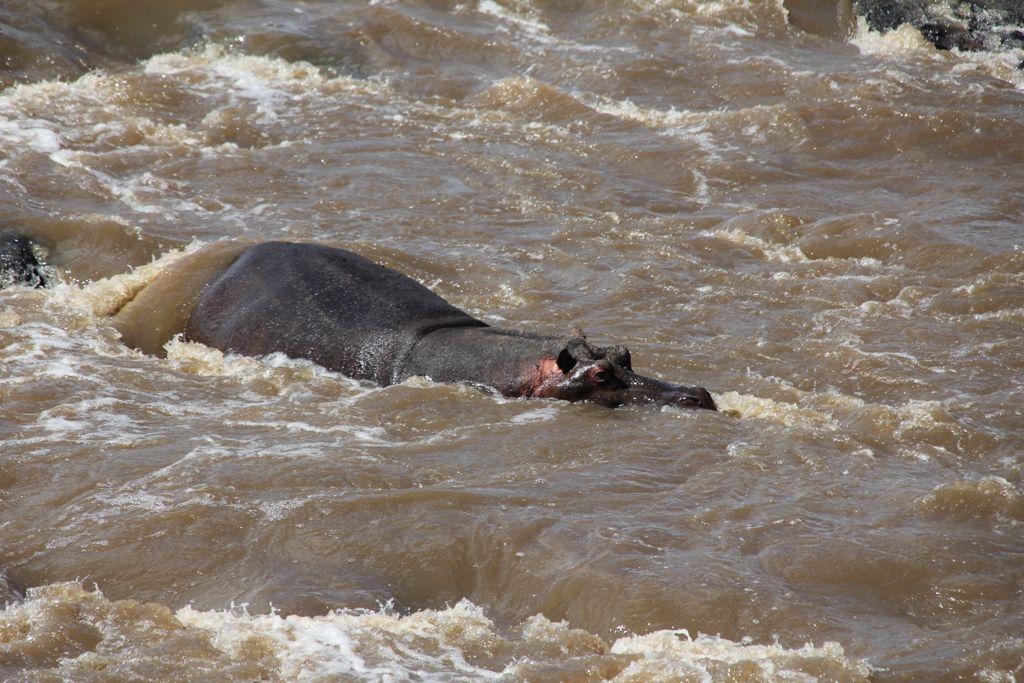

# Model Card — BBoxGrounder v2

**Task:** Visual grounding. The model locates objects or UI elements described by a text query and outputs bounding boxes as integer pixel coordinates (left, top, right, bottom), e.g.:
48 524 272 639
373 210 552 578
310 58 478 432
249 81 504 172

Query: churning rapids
1 0 1022 680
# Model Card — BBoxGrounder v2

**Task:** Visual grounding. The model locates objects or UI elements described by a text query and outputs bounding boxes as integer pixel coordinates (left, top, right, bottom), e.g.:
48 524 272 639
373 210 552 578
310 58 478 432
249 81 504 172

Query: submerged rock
854 0 1024 52
1 571 25 607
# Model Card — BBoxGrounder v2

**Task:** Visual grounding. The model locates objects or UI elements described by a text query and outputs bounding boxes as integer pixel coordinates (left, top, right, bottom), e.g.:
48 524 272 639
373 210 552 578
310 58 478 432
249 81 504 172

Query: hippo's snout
613 369 717 411
663 387 717 411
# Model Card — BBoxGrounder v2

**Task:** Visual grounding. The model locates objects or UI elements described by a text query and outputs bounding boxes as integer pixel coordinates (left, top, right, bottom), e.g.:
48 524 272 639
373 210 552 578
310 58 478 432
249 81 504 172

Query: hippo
0 235 716 410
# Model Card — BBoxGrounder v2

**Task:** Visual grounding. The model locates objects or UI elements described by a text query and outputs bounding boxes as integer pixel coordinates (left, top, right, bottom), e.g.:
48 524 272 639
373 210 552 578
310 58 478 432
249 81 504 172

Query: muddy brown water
1 0 1022 680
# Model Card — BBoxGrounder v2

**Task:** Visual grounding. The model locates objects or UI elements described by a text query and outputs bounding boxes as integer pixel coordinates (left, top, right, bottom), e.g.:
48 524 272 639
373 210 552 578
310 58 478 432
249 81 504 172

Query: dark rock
919 22 984 51
0 232 48 289
0 571 25 607
857 0 917 31
853 0 1024 52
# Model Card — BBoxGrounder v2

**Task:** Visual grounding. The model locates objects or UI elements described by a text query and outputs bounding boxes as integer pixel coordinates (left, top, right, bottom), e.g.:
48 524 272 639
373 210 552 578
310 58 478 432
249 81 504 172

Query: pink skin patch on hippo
523 356 612 401
522 356 565 398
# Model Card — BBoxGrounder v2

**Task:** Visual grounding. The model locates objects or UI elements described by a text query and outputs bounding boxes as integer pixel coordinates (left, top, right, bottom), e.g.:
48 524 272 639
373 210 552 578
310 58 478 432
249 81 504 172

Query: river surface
1 0 1023 680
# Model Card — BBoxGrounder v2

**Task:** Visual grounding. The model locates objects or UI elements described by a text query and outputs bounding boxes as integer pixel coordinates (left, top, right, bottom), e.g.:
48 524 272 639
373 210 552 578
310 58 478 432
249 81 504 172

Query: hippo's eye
593 368 608 384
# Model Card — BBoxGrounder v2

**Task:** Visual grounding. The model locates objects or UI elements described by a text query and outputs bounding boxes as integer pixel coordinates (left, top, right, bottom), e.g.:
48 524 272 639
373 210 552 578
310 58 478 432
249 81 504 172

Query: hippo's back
184 242 486 384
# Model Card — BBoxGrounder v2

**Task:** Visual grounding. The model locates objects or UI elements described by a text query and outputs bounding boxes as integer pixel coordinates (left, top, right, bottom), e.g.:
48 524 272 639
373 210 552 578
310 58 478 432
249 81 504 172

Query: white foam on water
0 582 870 681
166 336 546 447
952 270 1024 297
509 406 560 424
949 47 1024 90
0 43 394 220
38 416 87 433
1 319 98 363
474 0 632 54
850 17 1024 89
178 598 503 680
714 391 835 429
971 307 1024 321
0 119 62 154
891 398 942 429
145 44 386 117
70 242 202 317
0 73 197 160
223 418 391 444
478 0 552 36
579 94 721 154
609 629 871 681
165 338 329 383
702 227 809 262
33 396 141 440
851 17 937 58
0 306 21 327
713 370 976 460
258 498 310 521
579 93 809 170
95 490 177 513
628 0 763 21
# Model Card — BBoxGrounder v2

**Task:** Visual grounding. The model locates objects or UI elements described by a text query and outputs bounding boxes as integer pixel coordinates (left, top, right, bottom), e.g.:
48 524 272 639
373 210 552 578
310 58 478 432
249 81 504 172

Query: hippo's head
532 336 716 410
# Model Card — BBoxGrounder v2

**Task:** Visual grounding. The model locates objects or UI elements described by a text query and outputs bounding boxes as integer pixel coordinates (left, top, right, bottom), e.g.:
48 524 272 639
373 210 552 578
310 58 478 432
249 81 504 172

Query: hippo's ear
556 347 577 374
604 345 632 372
